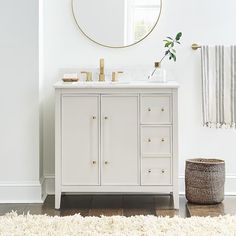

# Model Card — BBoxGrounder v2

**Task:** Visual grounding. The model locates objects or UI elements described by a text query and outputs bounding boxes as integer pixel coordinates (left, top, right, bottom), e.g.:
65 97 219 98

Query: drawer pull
104 116 108 120
92 161 96 165
92 116 96 120
104 161 109 165
148 138 151 143
148 108 151 112
148 169 152 173
161 138 165 142
161 108 165 112
161 169 165 174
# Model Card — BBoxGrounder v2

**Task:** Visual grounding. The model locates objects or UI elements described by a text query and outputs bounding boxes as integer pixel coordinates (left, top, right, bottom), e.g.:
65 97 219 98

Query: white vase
148 62 166 83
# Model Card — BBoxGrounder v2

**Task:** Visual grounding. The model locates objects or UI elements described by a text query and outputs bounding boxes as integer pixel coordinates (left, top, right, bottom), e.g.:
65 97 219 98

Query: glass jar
148 62 166 83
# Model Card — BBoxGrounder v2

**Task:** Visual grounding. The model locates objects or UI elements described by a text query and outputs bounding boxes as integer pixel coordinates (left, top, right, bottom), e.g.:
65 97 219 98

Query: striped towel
201 45 236 128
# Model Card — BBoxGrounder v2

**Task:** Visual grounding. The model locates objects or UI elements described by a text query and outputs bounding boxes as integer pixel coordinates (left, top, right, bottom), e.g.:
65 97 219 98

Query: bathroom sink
55 80 179 89
69 80 169 87
72 81 131 85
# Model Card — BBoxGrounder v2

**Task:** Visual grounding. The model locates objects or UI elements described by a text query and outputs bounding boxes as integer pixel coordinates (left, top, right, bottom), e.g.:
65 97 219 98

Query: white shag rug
0 212 236 236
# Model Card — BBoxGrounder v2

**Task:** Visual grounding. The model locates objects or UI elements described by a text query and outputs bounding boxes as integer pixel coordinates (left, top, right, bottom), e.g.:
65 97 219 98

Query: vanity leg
55 191 61 209
173 191 179 210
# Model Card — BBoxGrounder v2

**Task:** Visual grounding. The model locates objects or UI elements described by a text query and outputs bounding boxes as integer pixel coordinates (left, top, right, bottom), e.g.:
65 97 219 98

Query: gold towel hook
192 43 201 50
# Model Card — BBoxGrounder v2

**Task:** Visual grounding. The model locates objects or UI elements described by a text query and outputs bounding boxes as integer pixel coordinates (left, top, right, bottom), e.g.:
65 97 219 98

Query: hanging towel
201 45 236 128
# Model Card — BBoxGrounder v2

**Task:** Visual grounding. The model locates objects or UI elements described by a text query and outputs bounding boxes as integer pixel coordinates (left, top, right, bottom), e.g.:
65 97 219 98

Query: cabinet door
62 95 99 185
101 95 138 185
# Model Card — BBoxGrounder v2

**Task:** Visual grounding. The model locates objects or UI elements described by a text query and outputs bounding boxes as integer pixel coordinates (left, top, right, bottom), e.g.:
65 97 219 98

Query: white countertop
54 80 179 89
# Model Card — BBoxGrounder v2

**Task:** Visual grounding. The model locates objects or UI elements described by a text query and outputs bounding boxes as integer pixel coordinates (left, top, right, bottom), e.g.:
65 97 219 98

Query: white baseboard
1 174 235 203
0 180 43 203
44 175 236 196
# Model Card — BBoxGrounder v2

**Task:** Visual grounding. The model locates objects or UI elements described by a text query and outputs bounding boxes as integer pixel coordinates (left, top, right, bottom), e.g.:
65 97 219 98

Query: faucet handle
112 71 123 82
81 71 92 82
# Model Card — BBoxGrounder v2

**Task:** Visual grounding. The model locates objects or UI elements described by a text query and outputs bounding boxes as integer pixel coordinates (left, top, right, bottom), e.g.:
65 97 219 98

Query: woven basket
185 158 225 204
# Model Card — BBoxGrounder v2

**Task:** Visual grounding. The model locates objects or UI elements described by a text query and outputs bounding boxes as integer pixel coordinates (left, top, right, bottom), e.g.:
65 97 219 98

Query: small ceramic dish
62 78 79 82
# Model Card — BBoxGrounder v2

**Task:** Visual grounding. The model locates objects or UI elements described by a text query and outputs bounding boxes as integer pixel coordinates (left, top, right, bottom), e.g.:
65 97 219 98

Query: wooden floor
0 195 235 218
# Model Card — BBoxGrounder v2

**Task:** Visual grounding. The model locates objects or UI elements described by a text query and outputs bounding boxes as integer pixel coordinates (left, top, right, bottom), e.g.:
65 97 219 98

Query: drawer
141 95 172 124
141 158 172 185
141 126 172 157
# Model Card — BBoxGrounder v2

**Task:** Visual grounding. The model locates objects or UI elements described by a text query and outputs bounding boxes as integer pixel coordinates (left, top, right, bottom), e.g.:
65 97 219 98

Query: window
125 0 161 44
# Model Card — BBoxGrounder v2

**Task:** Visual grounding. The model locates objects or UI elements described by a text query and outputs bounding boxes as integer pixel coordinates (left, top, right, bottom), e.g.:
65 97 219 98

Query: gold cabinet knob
104 116 108 120
104 161 108 165
148 138 151 143
148 169 152 173
161 107 165 112
161 169 165 174
161 138 165 142
92 161 96 165
148 108 151 112
92 116 96 120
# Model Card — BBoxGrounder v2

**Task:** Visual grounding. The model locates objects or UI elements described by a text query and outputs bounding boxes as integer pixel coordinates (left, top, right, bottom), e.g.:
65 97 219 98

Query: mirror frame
71 0 162 48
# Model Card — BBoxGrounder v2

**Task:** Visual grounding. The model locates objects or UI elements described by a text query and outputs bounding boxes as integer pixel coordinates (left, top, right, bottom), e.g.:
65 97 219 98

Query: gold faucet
99 58 105 81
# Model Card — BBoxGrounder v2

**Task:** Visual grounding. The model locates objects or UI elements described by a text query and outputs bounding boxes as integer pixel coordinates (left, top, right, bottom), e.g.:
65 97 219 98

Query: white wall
43 0 236 194
0 0 42 202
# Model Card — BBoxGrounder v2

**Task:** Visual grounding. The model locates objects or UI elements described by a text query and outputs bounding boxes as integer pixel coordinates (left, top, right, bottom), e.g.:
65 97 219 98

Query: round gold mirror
72 0 162 48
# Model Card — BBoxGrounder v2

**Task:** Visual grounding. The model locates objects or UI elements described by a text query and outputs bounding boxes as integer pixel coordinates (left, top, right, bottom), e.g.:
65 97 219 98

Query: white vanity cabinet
55 82 179 210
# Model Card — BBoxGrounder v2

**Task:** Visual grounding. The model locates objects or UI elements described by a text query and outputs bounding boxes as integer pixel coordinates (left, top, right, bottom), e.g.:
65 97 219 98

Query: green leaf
171 53 177 61
166 36 173 40
171 42 174 47
171 49 176 53
175 32 182 41
176 41 181 44
165 41 172 47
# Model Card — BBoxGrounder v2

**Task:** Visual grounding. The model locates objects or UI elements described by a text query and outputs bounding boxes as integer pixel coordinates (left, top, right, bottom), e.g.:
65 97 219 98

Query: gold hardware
112 71 123 82
81 71 92 81
148 169 152 173
104 161 108 165
148 108 151 112
154 61 161 68
161 108 165 112
104 116 108 120
92 116 96 120
148 138 151 142
161 169 165 174
92 161 96 164
99 58 105 81
161 138 165 142
191 43 201 50
62 78 79 82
